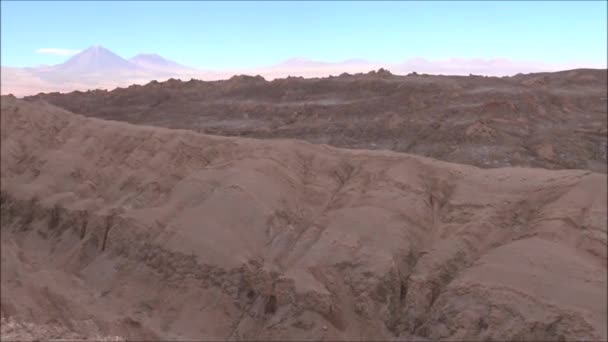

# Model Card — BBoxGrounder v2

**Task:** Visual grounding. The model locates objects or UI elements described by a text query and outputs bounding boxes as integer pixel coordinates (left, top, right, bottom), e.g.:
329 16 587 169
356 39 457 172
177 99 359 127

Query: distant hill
24 68 608 173
130 53 193 72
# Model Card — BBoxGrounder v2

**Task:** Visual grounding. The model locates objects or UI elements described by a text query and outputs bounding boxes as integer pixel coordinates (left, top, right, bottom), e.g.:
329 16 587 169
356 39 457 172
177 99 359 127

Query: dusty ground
1 96 606 341
0 315 125 342
25 68 608 173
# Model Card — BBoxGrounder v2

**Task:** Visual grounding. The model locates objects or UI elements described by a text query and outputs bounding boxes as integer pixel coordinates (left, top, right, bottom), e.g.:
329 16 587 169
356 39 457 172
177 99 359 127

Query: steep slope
1 96 606 341
26 69 608 172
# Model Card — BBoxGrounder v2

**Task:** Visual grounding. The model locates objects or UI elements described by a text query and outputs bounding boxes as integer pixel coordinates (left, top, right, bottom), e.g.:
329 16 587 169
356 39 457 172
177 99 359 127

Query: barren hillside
25 68 608 172
1 96 606 341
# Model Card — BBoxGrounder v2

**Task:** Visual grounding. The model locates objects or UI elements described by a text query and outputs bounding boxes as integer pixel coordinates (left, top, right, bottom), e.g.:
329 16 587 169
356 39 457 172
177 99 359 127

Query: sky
1 1 607 69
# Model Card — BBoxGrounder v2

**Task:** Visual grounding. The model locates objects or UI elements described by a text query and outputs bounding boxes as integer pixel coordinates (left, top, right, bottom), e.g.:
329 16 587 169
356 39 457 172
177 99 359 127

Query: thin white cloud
35 48 81 56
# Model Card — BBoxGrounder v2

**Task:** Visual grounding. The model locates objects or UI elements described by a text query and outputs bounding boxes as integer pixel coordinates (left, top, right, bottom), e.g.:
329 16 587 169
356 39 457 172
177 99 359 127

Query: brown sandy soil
0 315 125 342
24 68 608 173
1 96 606 341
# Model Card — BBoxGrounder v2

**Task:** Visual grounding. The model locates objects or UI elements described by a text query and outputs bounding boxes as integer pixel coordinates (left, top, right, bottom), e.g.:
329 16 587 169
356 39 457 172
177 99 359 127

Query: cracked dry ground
1 96 606 341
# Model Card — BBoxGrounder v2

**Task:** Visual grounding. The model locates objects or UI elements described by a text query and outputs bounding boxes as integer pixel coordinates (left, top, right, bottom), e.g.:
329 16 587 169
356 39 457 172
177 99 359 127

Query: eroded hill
24 69 608 172
1 96 606 341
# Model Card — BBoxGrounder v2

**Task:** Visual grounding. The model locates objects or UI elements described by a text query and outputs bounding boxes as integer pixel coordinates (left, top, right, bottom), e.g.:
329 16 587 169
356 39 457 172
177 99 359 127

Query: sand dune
1 96 606 340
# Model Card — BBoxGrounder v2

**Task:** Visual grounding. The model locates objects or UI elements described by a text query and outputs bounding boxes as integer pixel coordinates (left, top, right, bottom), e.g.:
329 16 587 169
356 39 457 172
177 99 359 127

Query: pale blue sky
1 1 606 69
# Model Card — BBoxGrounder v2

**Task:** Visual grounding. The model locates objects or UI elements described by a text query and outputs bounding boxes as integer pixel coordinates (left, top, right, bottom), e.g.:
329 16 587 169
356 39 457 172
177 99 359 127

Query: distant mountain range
1 46 209 96
1 45 604 97
23 45 197 80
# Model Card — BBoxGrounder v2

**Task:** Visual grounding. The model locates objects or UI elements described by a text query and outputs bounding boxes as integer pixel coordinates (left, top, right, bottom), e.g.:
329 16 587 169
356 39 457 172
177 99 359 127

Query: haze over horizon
2 1 607 70
1 1 607 96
